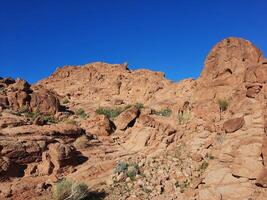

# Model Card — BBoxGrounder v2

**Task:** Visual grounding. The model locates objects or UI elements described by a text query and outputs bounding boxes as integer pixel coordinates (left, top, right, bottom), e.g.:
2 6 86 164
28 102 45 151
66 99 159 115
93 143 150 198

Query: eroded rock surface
1 37 267 200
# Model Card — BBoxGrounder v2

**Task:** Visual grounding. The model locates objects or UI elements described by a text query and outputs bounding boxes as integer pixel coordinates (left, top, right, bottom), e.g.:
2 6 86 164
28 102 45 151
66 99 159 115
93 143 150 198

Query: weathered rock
7 79 31 92
223 117 245 133
30 89 60 114
115 107 139 130
47 143 78 170
0 157 20 179
7 90 30 111
0 94 9 108
37 152 54 176
201 37 264 85
246 84 262 98
81 115 115 136
256 168 267 188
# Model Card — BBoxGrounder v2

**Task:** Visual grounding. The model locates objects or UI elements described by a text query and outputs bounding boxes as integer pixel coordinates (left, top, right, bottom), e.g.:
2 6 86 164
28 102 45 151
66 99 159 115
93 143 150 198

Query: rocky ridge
1 37 267 200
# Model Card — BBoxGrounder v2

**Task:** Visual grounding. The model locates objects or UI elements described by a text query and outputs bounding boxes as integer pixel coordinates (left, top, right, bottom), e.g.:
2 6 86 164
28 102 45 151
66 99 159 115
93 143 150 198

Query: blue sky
0 0 266 83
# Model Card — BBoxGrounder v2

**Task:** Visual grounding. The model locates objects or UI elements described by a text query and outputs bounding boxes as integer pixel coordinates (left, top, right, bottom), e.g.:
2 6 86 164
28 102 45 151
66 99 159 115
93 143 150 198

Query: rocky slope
1 37 267 200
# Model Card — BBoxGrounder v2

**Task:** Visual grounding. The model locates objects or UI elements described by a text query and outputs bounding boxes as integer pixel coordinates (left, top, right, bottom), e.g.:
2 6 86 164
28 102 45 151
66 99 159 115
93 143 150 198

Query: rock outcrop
2 37 267 200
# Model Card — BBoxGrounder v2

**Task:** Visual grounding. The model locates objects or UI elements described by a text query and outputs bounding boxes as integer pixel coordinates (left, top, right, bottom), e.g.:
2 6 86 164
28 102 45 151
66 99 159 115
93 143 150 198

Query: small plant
53 179 88 200
75 108 87 119
141 185 152 194
25 111 41 120
153 108 172 117
218 98 229 112
96 105 130 119
62 98 70 104
114 161 128 174
43 115 57 124
134 103 144 110
114 161 140 181
177 110 191 124
198 160 209 174
126 164 139 180
205 153 215 160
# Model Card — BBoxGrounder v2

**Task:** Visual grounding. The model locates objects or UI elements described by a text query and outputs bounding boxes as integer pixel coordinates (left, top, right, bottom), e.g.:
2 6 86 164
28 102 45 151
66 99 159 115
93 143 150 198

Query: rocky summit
1 37 267 200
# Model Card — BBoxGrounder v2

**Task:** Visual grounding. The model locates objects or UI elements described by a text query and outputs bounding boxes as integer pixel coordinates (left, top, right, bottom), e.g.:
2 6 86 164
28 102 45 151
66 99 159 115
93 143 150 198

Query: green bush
126 164 139 180
75 108 87 119
114 161 139 181
25 111 40 120
153 108 172 117
96 105 130 119
43 115 57 124
217 99 229 112
114 161 128 174
53 179 88 200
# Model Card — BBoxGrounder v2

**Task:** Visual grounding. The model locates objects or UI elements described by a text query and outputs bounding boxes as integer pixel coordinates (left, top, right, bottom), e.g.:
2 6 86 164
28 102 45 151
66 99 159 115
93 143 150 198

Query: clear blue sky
0 0 266 83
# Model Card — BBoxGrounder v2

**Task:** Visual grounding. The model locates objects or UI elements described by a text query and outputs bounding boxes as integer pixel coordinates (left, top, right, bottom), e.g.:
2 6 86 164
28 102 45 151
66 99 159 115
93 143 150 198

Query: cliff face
1 37 267 200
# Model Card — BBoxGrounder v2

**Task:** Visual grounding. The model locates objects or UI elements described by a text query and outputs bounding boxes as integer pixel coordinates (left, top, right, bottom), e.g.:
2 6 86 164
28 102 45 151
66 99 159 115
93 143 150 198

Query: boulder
246 84 262 98
7 91 30 111
30 89 60 114
7 79 31 92
223 117 245 133
47 143 78 170
115 107 139 130
81 115 115 136
200 37 264 85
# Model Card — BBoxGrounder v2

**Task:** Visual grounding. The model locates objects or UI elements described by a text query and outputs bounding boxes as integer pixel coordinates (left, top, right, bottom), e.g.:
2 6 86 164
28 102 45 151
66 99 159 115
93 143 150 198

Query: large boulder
7 91 30 111
115 107 140 130
7 79 31 92
30 89 60 114
223 117 245 133
47 143 78 172
200 37 264 85
81 115 115 136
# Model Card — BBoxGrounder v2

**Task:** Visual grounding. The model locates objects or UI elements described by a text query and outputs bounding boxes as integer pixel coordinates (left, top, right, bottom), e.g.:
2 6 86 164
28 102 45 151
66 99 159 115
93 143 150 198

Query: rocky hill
1 37 267 200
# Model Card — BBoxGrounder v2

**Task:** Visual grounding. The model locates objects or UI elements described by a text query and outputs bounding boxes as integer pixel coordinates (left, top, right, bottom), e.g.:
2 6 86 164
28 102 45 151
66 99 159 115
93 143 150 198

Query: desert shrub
96 105 130 119
217 98 229 112
198 160 209 174
177 110 191 124
205 153 215 160
126 164 139 180
62 98 70 104
43 115 57 124
114 161 140 181
134 103 144 110
75 108 87 119
25 111 40 120
153 108 172 117
114 161 128 174
53 179 88 200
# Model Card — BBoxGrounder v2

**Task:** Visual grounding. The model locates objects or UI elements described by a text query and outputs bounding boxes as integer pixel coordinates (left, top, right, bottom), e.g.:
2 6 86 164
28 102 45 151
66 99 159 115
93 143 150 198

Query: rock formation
1 37 267 200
